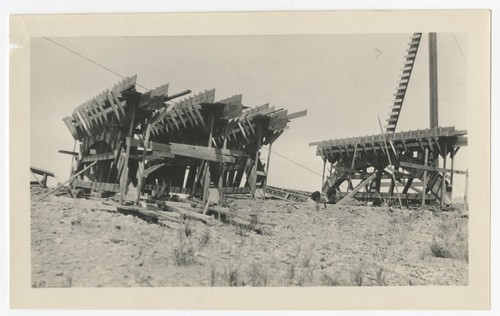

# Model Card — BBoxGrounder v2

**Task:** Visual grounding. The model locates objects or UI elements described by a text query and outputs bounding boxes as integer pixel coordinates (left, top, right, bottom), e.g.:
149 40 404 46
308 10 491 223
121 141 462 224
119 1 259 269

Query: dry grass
429 214 468 262
248 262 268 286
173 227 195 266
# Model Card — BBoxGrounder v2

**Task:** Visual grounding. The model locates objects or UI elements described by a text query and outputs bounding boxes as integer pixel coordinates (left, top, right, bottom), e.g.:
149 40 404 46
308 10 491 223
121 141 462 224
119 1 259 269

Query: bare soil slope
31 188 468 287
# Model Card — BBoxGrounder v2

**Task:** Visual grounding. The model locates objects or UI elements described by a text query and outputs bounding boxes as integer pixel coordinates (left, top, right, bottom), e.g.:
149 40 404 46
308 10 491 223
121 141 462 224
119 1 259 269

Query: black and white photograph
7 10 491 310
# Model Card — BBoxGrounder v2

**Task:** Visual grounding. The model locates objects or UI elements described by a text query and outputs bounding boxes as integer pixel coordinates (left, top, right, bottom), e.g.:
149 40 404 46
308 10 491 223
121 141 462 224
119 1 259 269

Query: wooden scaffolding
61 75 306 204
310 127 467 206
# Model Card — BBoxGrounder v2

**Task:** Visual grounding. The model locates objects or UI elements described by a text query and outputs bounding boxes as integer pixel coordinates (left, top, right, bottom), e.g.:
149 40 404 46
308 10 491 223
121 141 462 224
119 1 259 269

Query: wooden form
309 126 467 205
30 166 55 188
264 185 311 202
62 76 306 203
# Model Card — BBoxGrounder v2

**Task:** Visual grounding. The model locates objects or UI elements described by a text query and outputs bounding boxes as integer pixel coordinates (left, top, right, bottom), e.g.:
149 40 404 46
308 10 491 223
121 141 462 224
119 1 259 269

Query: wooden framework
30 166 55 188
309 127 467 205
62 75 306 204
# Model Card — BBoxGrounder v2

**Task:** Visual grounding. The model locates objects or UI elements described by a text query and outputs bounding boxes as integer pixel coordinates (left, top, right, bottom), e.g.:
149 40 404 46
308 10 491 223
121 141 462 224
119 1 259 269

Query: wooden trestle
309 126 467 206
61 75 306 204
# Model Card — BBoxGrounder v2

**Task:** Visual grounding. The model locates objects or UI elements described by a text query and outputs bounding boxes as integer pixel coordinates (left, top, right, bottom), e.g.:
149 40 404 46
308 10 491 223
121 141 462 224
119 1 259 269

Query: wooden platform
310 126 467 206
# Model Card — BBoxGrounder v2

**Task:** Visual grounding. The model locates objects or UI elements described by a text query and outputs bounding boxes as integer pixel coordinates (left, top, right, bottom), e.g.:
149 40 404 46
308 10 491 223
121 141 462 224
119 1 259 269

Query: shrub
429 215 468 262
199 228 211 247
320 271 341 286
248 262 268 286
173 232 195 266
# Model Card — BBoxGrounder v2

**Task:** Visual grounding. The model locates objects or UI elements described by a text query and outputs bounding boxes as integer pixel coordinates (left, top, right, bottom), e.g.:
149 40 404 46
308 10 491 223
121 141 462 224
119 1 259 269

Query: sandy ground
31 187 468 287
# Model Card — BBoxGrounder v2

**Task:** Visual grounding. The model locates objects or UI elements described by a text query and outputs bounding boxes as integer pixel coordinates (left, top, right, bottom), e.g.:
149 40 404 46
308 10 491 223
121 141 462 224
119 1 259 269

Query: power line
452 33 468 66
261 146 323 177
43 37 150 90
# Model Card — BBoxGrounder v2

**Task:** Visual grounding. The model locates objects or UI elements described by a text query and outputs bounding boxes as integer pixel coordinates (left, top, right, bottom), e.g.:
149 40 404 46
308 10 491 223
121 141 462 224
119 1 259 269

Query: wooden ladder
385 33 422 134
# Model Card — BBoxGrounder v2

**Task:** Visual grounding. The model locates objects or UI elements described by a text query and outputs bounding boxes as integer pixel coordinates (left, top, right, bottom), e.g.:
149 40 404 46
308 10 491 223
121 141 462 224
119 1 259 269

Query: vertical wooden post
321 158 326 193
450 147 456 186
422 148 429 206
251 124 262 199
440 143 448 208
218 124 228 205
263 142 273 198
202 113 214 205
119 103 136 204
348 144 358 191
135 115 153 205
69 139 77 177
429 32 439 129
377 116 402 208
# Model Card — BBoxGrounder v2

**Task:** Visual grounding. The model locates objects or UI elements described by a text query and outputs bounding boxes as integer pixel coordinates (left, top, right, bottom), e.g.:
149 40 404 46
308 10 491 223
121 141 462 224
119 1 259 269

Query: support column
429 32 439 129
218 124 228 205
422 148 429 206
202 113 214 205
263 142 273 198
119 103 136 204
321 157 326 193
250 124 262 199
136 115 152 205
440 143 448 208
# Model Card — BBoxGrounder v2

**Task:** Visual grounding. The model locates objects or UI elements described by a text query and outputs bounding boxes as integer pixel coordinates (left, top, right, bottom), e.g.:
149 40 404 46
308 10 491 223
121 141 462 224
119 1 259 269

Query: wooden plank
336 173 377 204
75 110 92 136
80 152 115 162
127 139 243 163
35 162 97 203
399 161 468 175
72 179 120 192
286 109 307 120
49 195 118 211
143 163 165 178
336 192 434 201
62 117 79 139
110 90 126 118
30 166 55 178
106 91 122 121
58 150 78 156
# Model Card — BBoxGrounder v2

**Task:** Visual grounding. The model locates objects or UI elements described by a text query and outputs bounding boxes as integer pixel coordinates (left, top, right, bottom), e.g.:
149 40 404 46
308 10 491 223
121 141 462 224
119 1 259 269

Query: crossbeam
399 161 468 175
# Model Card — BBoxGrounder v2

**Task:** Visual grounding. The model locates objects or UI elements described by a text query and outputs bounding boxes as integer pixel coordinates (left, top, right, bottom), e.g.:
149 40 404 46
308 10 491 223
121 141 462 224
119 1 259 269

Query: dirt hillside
31 187 468 287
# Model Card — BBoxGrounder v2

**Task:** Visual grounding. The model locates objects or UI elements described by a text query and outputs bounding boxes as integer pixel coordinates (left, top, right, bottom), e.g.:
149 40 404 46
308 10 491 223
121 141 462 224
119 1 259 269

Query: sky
30 33 468 194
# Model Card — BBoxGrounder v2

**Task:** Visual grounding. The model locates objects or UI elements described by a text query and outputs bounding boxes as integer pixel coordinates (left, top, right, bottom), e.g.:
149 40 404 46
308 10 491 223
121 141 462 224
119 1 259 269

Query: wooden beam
127 138 244 163
251 124 262 199
30 166 55 178
203 113 214 205
286 109 307 120
80 152 115 162
218 124 228 205
337 191 435 201
440 142 448 207
35 162 97 203
120 101 137 204
336 173 377 204
399 161 468 175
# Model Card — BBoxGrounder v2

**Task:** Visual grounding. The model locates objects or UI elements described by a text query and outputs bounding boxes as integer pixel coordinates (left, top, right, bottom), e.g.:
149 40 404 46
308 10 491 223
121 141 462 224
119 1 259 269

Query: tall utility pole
429 33 439 129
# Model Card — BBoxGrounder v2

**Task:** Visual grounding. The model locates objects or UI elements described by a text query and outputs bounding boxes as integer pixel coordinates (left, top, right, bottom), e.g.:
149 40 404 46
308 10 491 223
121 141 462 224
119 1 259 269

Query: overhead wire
452 33 468 66
261 146 323 177
43 37 150 90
